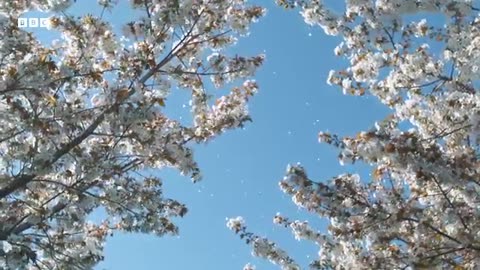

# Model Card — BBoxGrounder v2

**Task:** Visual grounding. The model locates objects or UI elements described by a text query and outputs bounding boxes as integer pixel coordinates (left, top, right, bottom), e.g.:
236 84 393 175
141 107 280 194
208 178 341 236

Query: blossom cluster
226 217 301 270
231 0 480 269
0 0 264 268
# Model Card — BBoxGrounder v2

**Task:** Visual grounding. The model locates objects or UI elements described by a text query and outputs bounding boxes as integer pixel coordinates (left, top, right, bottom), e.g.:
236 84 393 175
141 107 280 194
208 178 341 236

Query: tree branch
0 9 206 200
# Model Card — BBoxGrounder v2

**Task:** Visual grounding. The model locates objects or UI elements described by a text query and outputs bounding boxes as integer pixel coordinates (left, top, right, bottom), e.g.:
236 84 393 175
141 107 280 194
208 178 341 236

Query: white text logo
18 17 49 28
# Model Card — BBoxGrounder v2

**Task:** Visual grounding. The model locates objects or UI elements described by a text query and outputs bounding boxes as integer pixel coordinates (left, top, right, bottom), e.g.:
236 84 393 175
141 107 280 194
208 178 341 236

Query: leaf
387 245 398 252
49 17 61 28
100 61 111 69
7 67 17 77
46 61 58 72
372 168 383 180
83 14 95 25
147 59 156 68
45 94 57 106
90 72 103 82
155 98 165 107
115 88 130 102
39 54 48 64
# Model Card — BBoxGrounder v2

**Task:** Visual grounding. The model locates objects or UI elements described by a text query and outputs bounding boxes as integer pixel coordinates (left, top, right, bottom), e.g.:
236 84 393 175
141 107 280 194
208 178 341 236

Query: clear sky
24 1 390 269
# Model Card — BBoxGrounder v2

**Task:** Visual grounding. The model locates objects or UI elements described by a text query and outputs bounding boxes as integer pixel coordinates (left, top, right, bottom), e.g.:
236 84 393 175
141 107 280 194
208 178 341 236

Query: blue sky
23 1 391 269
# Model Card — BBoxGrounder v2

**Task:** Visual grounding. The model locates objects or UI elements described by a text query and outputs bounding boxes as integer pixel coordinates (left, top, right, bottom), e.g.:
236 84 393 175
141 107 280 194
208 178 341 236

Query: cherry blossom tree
229 0 480 269
0 0 264 268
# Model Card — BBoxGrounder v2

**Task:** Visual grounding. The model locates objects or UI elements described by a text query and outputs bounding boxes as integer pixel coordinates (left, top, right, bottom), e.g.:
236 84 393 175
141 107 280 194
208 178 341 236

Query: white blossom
232 0 480 269
0 0 265 268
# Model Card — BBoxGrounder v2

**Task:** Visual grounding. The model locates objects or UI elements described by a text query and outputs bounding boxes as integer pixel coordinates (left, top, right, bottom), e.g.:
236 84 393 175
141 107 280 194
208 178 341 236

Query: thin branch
402 217 469 248
0 129 26 144
383 27 396 48
430 174 468 229
159 68 243 76
420 124 472 142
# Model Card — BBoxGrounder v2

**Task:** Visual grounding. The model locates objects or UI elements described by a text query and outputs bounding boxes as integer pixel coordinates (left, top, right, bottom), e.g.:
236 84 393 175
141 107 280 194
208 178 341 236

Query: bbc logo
18 18 49 28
